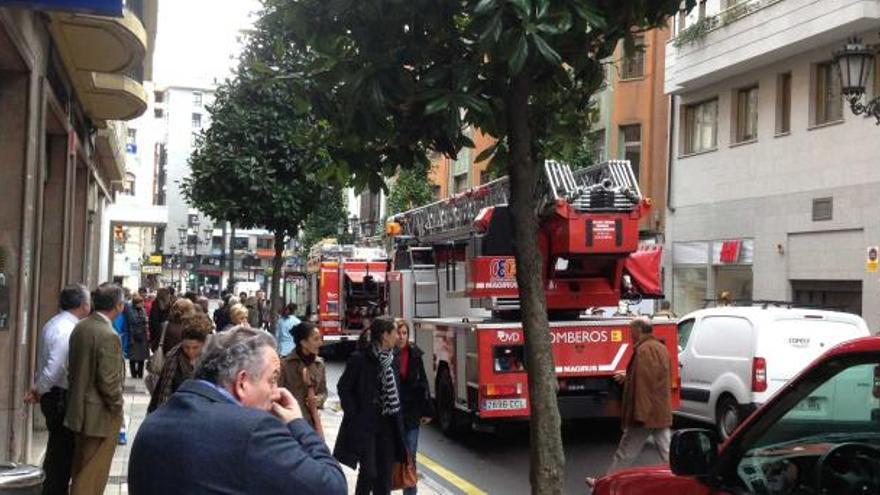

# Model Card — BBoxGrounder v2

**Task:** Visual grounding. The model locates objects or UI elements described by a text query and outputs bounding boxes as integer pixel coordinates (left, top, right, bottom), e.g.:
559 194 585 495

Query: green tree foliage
386 164 436 216
299 187 350 256
181 10 334 320
267 1 694 492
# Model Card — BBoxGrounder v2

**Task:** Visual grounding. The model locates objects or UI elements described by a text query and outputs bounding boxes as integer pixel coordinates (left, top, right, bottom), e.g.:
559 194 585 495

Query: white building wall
665 2 880 328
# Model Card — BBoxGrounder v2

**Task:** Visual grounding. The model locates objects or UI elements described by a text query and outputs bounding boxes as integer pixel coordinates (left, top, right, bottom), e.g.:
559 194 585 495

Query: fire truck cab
386 161 680 434
306 240 389 350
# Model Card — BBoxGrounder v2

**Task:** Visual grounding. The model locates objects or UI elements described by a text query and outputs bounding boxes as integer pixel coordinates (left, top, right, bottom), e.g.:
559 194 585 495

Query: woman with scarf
146 312 212 413
334 317 405 495
279 322 326 431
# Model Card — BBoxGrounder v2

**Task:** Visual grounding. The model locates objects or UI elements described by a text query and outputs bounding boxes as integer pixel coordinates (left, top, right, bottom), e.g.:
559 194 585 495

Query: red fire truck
305 240 389 349
385 160 679 434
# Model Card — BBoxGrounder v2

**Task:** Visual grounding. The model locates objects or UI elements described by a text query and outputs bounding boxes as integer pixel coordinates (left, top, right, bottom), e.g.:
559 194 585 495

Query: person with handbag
147 312 212 413
280 322 326 434
334 317 408 495
395 319 433 495
128 294 150 379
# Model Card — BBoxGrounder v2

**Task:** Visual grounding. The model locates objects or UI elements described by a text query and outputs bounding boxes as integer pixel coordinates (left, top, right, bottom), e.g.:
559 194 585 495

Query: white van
676 306 870 438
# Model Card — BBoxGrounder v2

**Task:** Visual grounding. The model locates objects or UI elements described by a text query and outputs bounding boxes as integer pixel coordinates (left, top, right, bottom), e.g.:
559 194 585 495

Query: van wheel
716 395 741 440
435 366 458 437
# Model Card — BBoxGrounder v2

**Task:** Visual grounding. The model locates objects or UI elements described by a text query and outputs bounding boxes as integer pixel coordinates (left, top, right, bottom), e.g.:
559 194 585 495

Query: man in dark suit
128 326 346 495
65 282 126 495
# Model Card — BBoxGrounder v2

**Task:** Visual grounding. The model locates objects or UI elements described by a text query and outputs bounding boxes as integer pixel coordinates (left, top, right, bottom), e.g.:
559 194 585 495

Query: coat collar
178 379 239 405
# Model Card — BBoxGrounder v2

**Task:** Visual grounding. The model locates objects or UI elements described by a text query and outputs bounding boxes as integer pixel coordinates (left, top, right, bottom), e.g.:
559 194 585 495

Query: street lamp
834 36 880 125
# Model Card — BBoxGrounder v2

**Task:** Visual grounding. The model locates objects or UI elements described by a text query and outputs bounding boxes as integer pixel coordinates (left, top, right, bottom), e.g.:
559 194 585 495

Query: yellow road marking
417 452 488 495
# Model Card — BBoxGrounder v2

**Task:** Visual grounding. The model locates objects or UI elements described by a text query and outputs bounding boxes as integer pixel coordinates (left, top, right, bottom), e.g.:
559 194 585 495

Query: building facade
664 0 880 327
0 0 155 462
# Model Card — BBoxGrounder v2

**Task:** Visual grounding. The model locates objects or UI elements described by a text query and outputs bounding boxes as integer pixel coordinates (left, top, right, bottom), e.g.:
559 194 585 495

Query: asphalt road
324 358 667 495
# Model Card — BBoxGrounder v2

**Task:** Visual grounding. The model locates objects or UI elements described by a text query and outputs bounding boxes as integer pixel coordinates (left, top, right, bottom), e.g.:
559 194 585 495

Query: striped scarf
373 345 401 416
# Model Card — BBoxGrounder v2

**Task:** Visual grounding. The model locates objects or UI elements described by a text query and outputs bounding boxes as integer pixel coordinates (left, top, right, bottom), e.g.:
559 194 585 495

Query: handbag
145 322 168 394
391 453 418 490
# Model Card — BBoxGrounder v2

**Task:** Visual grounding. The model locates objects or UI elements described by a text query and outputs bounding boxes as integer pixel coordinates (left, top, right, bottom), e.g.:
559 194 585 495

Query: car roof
679 306 868 328
822 335 880 358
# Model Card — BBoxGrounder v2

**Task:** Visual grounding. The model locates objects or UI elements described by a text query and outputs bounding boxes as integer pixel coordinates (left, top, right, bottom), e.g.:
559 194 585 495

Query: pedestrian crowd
26 279 675 495
26 282 437 495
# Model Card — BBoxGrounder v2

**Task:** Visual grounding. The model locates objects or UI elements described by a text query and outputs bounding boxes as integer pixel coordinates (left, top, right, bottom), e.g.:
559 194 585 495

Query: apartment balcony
47 2 153 123
666 0 880 94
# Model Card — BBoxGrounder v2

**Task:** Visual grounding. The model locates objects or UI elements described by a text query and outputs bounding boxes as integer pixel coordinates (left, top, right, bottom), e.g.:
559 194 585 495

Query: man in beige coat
65 282 126 495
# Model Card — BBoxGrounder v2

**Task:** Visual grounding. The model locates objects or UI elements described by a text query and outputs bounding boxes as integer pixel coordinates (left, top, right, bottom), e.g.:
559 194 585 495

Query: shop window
672 266 707 316
714 265 754 303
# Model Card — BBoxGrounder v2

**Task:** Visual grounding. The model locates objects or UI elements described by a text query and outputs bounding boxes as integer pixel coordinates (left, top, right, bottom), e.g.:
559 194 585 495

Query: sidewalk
92 378 447 494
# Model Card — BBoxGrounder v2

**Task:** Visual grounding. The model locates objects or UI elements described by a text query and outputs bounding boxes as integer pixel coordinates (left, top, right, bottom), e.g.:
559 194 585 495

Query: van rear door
755 317 869 402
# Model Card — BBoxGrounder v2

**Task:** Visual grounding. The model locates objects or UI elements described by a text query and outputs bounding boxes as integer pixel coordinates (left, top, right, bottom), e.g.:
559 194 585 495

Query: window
677 319 695 351
126 128 137 143
776 73 792 135
734 85 758 143
619 125 641 181
192 113 202 129
154 90 164 103
682 99 718 155
742 359 880 455
453 173 468 194
673 267 707 317
678 9 687 35
620 34 645 80
590 128 606 162
698 0 707 19
256 238 273 250
233 237 249 251
813 62 843 125
431 184 441 200
193 91 203 107
122 172 136 196
154 108 164 119
692 316 753 358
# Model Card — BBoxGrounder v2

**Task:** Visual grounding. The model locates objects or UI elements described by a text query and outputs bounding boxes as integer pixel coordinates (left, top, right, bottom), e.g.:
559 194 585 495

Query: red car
593 336 880 495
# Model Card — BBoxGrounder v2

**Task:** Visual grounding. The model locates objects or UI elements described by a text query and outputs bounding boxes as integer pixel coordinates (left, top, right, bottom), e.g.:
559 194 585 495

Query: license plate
482 398 527 411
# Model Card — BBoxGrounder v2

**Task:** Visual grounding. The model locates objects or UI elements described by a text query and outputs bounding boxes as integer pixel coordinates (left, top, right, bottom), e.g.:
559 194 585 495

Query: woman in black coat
394 319 433 495
334 317 406 495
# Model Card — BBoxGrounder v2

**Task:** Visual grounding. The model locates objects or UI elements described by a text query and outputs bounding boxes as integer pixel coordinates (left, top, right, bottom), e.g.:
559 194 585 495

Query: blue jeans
403 426 420 495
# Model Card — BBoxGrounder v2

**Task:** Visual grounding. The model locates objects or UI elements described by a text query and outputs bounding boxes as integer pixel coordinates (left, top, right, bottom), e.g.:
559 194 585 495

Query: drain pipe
666 94 676 214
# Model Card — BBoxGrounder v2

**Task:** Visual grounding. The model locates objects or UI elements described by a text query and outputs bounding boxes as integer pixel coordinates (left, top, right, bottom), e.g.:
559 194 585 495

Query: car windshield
735 357 880 494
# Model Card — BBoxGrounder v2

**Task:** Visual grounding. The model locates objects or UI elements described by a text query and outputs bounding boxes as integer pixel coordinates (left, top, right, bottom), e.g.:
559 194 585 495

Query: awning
624 245 663 297
345 271 386 284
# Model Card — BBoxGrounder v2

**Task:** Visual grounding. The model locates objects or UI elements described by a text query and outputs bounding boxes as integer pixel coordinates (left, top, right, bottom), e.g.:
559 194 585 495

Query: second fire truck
384 160 679 434
306 240 389 350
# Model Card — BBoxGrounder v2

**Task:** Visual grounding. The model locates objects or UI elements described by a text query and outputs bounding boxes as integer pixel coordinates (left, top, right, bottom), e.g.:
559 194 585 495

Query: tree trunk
220 221 227 291
228 223 236 291
270 230 286 329
506 73 565 494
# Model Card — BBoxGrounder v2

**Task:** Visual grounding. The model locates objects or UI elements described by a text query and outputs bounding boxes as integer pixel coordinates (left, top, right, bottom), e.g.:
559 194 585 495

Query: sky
152 0 262 89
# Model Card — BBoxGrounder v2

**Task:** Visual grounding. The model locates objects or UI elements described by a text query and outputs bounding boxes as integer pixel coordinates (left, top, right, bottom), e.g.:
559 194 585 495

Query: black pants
355 415 397 495
40 388 75 495
130 360 145 378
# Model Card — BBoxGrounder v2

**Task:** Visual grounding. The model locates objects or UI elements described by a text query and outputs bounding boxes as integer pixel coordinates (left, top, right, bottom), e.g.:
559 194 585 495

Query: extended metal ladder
389 160 642 243
409 247 440 318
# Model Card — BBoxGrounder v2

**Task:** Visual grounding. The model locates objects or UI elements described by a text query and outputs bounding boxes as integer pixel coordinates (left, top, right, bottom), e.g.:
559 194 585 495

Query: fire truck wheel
435 366 459 437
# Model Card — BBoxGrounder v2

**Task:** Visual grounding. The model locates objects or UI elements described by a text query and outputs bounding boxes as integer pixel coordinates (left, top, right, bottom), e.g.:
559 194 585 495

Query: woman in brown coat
147 312 212 413
279 322 327 430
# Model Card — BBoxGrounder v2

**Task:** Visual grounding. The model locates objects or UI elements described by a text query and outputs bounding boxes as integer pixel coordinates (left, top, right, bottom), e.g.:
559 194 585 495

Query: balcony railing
673 0 785 49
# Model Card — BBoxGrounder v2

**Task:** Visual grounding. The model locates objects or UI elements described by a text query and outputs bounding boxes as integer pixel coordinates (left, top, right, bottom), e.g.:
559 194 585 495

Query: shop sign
867 246 878 273
719 240 742 263
148 254 163 264
4 0 123 16
142 265 162 274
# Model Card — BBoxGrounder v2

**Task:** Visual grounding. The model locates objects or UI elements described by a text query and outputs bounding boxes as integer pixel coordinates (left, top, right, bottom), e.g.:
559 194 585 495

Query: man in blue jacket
128 326 346 495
